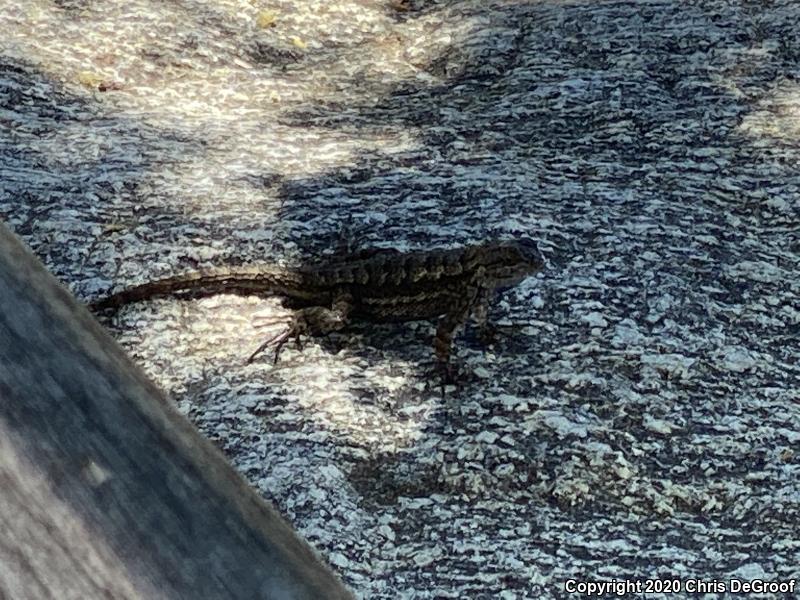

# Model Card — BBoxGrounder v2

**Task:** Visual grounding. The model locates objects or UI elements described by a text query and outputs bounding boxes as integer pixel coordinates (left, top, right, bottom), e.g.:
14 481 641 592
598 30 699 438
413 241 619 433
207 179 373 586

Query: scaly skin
91 240 544 371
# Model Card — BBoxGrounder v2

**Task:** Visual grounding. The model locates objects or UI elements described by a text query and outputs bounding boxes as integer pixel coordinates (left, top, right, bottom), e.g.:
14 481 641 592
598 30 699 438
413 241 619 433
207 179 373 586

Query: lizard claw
430 361 461 397
477 324 498 345
246 327 296 364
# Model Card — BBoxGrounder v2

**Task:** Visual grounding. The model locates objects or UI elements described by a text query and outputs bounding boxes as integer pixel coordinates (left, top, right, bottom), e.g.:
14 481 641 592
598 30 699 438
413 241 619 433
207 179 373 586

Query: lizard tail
89 267 299 311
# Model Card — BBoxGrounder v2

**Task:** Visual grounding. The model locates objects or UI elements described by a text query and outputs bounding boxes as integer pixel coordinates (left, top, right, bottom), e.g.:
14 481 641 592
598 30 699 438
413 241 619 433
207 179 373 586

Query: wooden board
0 223 353 600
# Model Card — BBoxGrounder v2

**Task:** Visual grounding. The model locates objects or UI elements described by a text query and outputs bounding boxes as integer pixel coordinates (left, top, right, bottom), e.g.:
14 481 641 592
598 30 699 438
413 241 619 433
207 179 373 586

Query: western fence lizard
91 239 544 377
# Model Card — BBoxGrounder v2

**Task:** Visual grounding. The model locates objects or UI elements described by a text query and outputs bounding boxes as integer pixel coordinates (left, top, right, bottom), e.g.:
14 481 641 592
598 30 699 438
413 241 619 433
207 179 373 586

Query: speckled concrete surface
1 0 799 598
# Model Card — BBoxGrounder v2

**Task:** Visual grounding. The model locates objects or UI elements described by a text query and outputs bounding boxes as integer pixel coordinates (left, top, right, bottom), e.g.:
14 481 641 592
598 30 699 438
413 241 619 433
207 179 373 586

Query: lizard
90 239 544 379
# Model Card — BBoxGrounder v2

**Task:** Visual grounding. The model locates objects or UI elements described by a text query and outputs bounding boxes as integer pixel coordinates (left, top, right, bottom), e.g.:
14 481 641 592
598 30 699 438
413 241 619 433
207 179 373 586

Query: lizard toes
246 328 294 364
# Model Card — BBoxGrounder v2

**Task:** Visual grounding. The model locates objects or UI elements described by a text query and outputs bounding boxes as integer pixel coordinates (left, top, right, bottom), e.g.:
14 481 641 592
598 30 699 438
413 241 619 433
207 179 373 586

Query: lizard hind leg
246 298 352 365
246 329 294 364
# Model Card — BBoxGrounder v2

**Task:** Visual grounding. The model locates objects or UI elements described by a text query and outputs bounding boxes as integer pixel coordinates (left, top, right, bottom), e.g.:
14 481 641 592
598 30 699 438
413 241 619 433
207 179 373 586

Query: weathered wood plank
0 223 354 600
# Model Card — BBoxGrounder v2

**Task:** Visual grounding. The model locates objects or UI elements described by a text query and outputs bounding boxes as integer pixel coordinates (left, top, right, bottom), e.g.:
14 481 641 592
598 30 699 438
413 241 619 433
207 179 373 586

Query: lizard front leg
247 293 353 364
471 286 497 344
433 288 480 382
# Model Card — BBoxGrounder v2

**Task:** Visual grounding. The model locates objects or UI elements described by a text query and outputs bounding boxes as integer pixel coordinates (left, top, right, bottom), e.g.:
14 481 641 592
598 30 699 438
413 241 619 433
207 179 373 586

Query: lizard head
475 237 544 286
